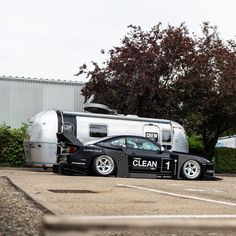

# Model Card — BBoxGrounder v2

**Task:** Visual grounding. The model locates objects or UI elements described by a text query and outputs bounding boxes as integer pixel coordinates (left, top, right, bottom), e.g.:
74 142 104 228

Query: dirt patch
47 189 98 193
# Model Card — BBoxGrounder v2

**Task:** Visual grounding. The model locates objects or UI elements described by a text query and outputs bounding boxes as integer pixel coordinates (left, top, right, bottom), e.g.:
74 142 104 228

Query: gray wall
0 76 85 128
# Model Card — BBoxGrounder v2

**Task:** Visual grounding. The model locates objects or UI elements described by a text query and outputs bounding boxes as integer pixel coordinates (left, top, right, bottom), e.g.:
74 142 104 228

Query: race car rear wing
56 131 84 146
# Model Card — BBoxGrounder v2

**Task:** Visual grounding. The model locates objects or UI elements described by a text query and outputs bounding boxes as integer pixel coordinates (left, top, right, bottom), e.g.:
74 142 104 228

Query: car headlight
201 158 212 164
205 159 212 164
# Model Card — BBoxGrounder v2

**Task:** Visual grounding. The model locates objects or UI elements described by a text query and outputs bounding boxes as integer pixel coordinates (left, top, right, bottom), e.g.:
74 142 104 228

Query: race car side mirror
160 146 165 153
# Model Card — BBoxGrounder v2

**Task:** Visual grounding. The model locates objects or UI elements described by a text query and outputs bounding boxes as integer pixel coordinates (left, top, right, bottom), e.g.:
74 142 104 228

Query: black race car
53 131 214 180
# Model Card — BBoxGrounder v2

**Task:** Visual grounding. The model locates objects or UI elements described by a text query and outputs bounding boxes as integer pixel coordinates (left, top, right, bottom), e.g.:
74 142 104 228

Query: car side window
126 137 160 152
110 138 126 148
98 137 126 148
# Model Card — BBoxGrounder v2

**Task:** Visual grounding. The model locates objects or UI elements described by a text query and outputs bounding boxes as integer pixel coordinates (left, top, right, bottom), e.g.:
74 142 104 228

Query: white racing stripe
117 184 236 207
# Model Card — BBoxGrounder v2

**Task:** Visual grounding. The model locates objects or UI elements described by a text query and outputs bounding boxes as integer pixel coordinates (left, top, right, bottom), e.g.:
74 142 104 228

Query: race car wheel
93 155 115 176
181 160 202 180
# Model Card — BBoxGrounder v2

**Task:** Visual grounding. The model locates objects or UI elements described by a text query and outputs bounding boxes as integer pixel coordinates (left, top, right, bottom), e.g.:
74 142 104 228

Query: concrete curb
42 215 236 235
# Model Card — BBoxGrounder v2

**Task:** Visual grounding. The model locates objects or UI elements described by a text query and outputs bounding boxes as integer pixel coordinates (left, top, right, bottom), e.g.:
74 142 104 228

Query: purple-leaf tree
77 23 236 159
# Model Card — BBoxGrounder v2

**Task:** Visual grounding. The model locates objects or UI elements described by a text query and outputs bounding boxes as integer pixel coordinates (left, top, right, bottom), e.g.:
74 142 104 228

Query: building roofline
0 75 85 86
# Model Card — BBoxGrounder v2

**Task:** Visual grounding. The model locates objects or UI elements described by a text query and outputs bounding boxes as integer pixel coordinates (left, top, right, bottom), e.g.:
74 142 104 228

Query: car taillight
61 146 78 154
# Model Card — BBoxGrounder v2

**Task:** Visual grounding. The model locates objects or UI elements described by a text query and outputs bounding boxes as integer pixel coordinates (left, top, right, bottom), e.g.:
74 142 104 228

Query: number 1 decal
165 161 170 170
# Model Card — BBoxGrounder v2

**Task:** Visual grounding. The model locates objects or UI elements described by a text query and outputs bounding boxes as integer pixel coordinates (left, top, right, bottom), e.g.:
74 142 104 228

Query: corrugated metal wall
0 76 85 128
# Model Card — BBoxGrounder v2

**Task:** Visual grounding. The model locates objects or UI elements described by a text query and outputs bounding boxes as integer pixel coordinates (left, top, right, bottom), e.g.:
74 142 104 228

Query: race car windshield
96 137 126 148
110 138 126 147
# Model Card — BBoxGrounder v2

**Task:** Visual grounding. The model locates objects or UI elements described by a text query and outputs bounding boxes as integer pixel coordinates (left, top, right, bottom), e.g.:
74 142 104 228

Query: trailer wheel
181 160 202 180
93 155 115 176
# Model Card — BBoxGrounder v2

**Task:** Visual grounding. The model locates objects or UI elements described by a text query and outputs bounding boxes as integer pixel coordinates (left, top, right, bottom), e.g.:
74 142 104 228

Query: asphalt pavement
0 168 236 216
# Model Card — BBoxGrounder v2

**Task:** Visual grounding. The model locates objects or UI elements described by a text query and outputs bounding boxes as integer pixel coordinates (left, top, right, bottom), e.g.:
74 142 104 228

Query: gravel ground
0 177 49 236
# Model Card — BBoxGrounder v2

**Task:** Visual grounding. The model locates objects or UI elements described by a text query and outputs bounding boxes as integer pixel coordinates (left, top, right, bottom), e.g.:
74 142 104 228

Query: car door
126 137 172 174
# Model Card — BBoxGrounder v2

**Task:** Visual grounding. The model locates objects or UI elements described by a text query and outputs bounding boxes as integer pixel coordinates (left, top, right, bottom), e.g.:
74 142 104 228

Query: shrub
188 134 204 155
0 123 28 166
214 148 236 174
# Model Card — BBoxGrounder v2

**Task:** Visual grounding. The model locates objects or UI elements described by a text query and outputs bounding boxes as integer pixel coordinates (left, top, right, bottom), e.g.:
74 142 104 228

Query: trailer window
162 130 171 142
90 124 107 138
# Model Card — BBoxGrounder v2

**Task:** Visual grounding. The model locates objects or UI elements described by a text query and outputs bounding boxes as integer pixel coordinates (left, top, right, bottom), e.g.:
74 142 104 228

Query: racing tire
58 164 64 175
93 155 115 176
181 160 202 180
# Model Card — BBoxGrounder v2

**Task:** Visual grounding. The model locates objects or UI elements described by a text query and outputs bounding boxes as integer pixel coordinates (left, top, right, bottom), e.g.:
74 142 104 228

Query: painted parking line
169 183 183 186
184 188 205 192
184 188 223 193
117 184 236 207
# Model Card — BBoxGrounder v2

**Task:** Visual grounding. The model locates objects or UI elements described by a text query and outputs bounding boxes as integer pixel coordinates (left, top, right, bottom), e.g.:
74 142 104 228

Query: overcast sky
0 0 235 82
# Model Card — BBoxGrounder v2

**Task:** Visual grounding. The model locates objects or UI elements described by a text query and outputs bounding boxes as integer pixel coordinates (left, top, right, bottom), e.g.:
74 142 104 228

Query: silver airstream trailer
24 104 189 168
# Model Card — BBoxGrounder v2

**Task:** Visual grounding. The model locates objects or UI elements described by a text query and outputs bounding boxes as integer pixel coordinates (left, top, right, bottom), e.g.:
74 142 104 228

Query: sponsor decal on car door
129 150 172 173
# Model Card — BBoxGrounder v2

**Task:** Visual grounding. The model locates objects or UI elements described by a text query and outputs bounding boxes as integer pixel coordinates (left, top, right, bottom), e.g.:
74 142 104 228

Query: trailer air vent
84 103 117 115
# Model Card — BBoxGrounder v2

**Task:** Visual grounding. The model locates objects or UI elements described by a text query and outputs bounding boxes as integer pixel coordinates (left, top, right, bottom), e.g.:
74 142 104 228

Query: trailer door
143 124 160 143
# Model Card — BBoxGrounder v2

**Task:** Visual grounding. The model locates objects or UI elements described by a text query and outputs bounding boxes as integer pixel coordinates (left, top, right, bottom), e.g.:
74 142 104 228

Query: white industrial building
0 76 85 128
